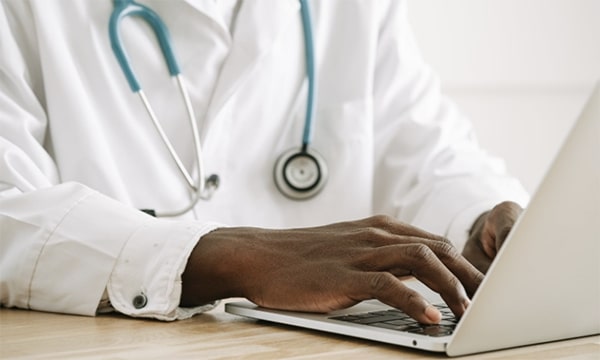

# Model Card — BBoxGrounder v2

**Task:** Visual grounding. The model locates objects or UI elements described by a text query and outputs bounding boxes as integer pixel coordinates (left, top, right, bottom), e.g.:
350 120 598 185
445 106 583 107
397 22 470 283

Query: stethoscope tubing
110 0 212 216
109 0 180 92
298 0 316 151
109 0 323 214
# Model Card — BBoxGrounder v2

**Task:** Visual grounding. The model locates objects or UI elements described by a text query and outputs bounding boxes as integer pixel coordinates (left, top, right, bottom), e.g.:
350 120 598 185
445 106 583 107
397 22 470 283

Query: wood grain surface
1 300 599 359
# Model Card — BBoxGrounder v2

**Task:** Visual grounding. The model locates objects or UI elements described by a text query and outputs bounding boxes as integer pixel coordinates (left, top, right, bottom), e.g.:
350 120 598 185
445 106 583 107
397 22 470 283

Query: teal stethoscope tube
109 0 180 92
109 0 317 146
299 0 316 150
109 0 324 206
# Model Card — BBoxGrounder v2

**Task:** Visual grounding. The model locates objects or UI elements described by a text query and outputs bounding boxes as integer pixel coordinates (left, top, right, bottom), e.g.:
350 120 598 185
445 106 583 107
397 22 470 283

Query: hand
181 216 484 324
462 201 524 273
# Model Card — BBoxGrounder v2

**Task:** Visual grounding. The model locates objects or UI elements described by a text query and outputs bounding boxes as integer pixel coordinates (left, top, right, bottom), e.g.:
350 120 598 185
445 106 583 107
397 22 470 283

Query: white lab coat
0 0 528 320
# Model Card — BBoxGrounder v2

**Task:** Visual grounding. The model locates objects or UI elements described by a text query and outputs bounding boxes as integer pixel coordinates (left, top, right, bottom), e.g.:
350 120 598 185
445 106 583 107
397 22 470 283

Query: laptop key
335 314 403 325
369 322 413 331
384 319 416 326
329 303 456 337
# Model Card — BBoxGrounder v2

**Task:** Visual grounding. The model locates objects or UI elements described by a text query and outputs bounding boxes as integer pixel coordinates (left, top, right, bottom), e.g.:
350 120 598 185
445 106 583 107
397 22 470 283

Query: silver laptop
225 83 600 356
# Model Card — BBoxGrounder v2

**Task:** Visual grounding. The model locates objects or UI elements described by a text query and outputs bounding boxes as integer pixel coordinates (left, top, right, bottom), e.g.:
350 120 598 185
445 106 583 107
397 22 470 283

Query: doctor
0 0 528 324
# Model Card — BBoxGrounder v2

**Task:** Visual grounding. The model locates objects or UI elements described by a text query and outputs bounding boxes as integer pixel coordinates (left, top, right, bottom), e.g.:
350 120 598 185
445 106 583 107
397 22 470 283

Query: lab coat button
132 294 148 309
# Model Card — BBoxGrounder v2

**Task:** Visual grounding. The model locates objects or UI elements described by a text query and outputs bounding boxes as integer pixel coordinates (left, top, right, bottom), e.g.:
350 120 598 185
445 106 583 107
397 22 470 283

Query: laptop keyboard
329 303 457 337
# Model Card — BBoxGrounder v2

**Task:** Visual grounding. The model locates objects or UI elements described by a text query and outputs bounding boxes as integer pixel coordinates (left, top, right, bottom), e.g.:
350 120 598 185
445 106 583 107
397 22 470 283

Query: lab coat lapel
182 0 225 28
203 0 300 129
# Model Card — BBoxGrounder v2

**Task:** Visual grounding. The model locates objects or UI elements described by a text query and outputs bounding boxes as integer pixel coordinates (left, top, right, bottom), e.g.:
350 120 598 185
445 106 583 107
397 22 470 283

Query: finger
424 240 485 298
342 218 452 253
461 236 493 274
354 243 475 317
494 225 512 251
357 239 484 298
395 244 471 318
488 202 523 251
359 215 448 242
480 226 497 259
352 271 443 324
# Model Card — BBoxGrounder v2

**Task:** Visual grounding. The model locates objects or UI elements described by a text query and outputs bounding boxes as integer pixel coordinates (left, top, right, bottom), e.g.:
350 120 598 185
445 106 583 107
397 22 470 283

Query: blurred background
407 0 600 194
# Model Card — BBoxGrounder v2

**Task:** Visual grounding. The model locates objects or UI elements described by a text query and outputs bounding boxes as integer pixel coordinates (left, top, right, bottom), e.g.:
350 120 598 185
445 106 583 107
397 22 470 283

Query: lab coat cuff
106 217 222 321
23 184 150 316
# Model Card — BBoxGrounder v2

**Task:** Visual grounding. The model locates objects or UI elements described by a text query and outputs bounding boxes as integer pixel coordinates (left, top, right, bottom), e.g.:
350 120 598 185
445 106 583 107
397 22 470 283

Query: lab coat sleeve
0 2 218 320
0 183 220 320
371 1 529 250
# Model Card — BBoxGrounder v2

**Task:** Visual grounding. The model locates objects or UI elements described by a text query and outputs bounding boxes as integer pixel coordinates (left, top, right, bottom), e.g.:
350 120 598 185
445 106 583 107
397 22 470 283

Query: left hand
462 201 523 273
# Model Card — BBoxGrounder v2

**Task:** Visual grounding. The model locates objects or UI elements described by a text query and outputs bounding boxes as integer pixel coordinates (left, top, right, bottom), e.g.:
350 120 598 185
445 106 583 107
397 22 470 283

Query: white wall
407 0 600 193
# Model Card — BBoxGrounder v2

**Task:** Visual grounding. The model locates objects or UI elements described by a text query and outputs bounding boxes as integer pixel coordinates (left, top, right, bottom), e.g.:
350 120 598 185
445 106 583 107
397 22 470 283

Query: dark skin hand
181 215 484 324
462 201 524 273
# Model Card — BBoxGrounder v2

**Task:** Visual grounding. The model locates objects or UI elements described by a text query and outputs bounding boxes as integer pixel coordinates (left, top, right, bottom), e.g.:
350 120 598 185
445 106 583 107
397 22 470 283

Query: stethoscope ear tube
298 0 317 148
110 0 218 217
109 0 180 92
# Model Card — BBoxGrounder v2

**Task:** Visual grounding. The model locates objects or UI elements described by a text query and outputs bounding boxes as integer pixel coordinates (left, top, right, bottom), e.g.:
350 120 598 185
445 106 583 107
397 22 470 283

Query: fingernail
425 305 441 323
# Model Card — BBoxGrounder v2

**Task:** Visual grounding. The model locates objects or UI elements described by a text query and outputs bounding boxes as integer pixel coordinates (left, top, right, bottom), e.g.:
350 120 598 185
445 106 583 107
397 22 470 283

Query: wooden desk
1 300 599 359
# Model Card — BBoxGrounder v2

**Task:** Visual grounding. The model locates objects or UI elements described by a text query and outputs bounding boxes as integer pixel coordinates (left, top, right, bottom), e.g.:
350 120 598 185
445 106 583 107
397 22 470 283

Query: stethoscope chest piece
274 147 328 200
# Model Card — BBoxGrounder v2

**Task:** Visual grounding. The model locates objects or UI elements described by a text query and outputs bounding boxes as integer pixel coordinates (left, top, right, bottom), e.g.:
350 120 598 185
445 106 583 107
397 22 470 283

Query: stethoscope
109 0 327 217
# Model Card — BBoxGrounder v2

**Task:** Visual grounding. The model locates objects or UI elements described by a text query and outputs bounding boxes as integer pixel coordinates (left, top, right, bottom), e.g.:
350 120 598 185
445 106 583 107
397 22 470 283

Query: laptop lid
225 83 600 356
446 82 600 356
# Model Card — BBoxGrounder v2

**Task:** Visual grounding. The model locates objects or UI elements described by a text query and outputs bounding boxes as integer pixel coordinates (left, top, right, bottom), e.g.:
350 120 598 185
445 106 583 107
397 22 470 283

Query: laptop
225 83 600 356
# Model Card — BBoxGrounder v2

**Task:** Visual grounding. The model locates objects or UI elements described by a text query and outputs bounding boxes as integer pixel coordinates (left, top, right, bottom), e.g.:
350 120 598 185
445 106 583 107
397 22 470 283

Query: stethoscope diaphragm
274 147 328 200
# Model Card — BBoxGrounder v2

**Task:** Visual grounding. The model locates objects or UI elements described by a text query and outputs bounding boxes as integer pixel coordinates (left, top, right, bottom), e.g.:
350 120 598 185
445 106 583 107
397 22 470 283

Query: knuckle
408 243 434 260
492 201 507 211
356 227 387 246
432 240 459 258
439 236 453 245
368 214 394 228
446 275 462 290
398 289 419 307
493 201 512 214
493 201 522 219
369 272 395 294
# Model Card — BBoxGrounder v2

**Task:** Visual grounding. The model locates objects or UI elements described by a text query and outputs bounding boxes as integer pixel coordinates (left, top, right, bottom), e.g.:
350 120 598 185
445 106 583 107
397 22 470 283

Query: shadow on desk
1 300 599 359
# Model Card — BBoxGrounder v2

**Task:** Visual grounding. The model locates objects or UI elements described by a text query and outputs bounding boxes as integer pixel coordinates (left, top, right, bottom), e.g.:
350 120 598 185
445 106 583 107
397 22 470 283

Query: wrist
180 228 245 307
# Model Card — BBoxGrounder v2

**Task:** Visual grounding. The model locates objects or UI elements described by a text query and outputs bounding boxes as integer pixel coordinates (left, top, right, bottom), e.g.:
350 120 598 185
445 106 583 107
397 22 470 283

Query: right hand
181 215 484 324
462 201 523 273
